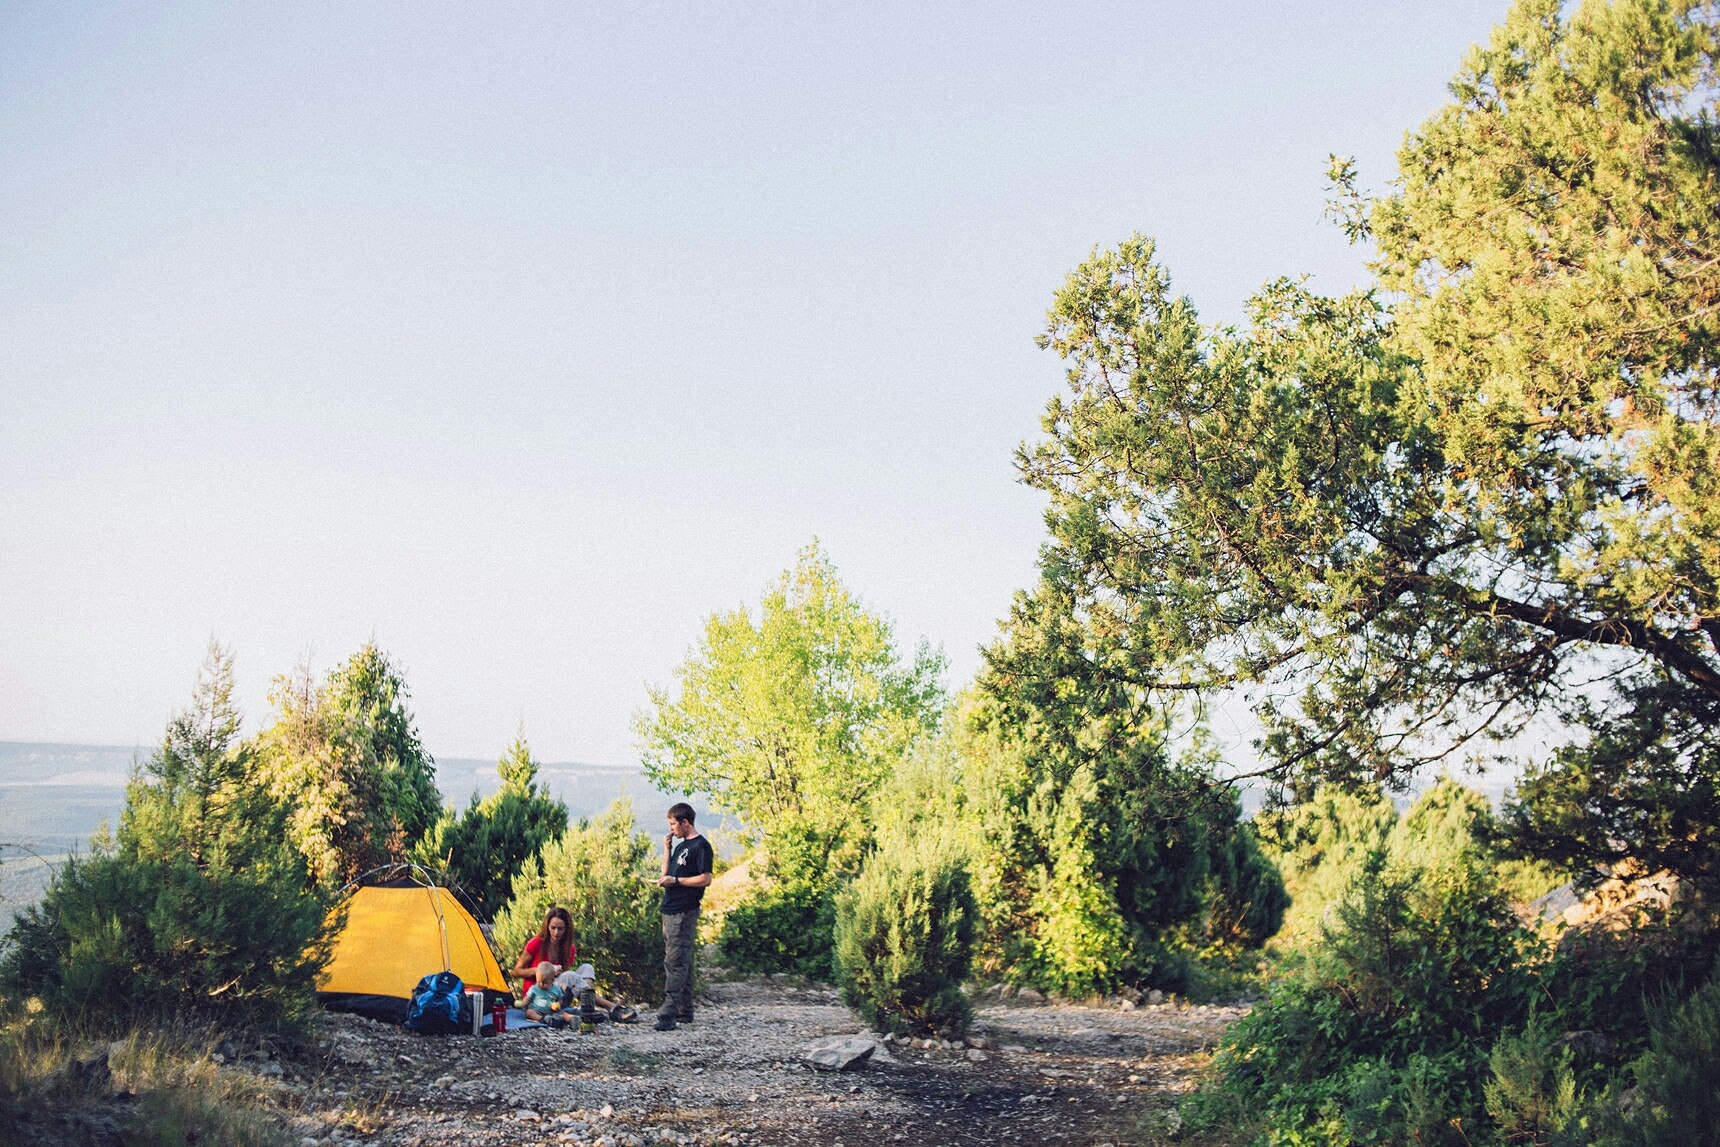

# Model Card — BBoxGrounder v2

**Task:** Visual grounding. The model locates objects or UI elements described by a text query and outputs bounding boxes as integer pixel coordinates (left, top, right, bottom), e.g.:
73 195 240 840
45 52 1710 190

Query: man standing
655 802 713 1031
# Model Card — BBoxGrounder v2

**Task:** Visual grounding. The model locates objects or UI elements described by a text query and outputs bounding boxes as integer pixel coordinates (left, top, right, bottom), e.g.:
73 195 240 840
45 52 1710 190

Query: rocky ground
267 977 1244 1147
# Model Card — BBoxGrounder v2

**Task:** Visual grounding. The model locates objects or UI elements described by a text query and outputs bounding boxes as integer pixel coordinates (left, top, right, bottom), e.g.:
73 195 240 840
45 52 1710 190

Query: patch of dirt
271 978 1243 1146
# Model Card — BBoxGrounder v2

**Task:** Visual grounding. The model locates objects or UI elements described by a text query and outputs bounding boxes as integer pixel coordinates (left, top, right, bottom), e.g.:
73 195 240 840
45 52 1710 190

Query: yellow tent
318 871 511 1023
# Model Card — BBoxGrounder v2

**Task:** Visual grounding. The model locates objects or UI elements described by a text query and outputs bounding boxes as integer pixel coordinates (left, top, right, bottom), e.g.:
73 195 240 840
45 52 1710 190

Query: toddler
521 962 571 1026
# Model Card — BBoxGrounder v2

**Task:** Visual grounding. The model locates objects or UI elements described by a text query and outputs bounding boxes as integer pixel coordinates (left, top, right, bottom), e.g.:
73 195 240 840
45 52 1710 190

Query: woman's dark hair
533 906 575 967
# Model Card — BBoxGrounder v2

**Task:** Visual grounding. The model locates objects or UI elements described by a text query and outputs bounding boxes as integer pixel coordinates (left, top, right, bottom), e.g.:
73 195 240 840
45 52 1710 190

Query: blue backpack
404 970 467 1034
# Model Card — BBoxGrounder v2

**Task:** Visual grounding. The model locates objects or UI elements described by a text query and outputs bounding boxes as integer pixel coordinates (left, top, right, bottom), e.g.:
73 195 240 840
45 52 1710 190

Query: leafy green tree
413 731 569 920
0 644 329 1033
254 643 441 887
636 542 945 972
494 799 662 1000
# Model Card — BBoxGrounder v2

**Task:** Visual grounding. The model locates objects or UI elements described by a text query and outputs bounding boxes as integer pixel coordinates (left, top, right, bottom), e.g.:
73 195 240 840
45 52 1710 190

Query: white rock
805 1035 877 1072
600 1103 615 1118
966 1048 987 1062
516 1109 542 1121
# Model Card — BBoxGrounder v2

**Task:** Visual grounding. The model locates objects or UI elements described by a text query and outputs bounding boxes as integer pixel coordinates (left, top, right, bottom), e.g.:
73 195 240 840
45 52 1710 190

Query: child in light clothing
521 962 571 1025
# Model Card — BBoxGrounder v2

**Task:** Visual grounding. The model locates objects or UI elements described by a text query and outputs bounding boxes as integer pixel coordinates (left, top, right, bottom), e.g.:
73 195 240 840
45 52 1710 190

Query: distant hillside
433 756 689 821
0 741 731 927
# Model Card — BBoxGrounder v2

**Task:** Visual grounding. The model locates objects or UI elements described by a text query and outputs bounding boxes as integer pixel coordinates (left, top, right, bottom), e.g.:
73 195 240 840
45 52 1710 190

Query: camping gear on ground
317 865 512 1026
466 989 485 1035
405 970 468 1034
610 1005 638 1024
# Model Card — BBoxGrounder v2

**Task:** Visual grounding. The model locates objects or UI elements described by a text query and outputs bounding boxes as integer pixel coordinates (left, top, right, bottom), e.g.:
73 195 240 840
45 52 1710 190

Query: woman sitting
510 905 637 1023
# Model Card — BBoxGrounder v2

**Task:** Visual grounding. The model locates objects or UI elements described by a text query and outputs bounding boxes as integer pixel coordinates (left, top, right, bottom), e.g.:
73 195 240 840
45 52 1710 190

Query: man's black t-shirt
663 834 714 915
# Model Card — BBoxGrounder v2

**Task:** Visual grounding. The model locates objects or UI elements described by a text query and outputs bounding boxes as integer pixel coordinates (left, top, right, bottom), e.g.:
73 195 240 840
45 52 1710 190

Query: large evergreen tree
1010 0 1719 886
976 591 1287 992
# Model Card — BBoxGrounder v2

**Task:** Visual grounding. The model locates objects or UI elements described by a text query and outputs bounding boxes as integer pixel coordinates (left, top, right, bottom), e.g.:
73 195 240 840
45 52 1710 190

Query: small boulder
805 1036 877 1072
57 1049 112 1094
1016 987 1045 1003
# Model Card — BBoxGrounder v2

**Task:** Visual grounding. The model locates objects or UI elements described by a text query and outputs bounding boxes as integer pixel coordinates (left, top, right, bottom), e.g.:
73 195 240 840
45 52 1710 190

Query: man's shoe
676 1013 694 1024
653 1014 678 1032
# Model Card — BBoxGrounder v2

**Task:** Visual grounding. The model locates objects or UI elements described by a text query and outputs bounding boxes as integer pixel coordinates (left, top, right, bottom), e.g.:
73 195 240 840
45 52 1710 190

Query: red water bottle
491 1000 507 1033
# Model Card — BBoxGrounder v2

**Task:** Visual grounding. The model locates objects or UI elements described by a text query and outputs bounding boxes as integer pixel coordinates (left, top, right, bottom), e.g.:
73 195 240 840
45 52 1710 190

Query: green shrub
718 882 836 979
878 698 1285 999
1483 1017 1590 1147
0 851 328 1037
1184 851 1542 1144
0 646 330 1036
1610 966 1720 1145
834 829 977 1036
1478 961 1720 1147
495 799 663 1001
716 823 858 979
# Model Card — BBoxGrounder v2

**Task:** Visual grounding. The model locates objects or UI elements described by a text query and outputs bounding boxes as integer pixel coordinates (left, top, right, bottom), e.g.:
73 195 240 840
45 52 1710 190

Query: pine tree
254 644 442 887
413 730 568 919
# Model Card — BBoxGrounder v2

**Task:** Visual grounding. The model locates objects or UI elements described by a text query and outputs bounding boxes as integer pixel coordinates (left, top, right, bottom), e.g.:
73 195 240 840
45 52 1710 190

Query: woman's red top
518 934 577 992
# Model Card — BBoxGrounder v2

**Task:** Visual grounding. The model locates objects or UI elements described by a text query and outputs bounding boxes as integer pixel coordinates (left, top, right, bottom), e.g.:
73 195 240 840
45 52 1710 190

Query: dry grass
0 1017 291 1147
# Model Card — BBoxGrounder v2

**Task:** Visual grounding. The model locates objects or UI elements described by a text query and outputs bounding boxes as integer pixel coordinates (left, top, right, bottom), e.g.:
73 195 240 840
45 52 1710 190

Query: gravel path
276 978 1243 1147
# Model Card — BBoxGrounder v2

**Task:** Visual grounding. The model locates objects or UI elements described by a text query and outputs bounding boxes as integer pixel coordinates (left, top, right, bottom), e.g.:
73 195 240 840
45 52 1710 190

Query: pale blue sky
2 1 1508 765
